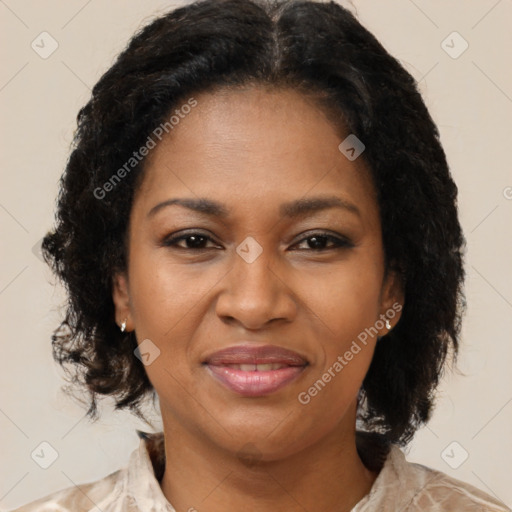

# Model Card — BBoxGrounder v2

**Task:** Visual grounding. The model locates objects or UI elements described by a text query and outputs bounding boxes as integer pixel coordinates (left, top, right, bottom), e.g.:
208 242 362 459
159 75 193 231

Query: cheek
126 251 227 393
292 257 382 402
289 255 383 338
127 251 224 340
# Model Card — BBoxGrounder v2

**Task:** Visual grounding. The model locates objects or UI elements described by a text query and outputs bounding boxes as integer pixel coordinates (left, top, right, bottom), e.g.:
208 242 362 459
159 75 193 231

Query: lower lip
205 365 306 397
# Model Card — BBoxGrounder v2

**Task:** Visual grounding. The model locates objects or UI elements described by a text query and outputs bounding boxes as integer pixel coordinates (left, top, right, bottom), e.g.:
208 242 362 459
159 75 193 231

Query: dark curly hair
42 0 465 445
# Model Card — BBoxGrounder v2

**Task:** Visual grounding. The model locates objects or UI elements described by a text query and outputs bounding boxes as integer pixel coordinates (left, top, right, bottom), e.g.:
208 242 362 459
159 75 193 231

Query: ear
377 266 404 338
112 272 134 332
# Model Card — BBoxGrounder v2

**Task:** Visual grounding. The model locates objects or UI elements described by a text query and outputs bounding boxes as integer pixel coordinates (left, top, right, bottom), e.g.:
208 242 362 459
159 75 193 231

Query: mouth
202 345 308 397
218 363 296 371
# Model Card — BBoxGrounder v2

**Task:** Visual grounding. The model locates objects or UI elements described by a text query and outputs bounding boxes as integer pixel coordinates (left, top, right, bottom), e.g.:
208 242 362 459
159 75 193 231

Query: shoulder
9 430 168 512
8 470 127 512
373 445 510 511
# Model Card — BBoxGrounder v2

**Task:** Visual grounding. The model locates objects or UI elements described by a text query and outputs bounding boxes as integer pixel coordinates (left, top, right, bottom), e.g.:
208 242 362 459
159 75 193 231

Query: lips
203 345 308 397
222 363 290 371
204 345 308 366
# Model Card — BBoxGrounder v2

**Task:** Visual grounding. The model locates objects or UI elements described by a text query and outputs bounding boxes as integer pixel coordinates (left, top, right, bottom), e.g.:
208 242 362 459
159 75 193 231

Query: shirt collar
128 429 404 511
127 430 174 511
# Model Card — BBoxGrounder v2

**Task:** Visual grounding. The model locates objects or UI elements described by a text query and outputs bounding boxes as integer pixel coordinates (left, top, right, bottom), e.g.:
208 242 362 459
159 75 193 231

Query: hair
42 0 465 445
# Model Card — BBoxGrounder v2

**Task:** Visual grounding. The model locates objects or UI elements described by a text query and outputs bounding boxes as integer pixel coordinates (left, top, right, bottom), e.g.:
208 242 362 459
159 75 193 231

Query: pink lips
203 345 308 397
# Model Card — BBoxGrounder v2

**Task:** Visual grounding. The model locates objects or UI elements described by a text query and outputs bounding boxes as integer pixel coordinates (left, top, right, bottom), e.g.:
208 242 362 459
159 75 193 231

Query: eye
292 232 354 251
161 230 353 252
162 231 221 250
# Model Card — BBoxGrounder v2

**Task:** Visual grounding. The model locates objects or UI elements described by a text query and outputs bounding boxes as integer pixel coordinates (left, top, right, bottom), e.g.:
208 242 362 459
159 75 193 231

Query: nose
215 247 297 330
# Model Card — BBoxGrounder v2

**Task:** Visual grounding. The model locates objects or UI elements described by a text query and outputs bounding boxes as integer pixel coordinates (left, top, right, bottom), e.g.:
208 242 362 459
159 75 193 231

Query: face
113 86 403 460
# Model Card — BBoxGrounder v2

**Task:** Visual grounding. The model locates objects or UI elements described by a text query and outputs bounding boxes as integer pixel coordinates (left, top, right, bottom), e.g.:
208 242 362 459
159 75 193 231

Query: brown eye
162 231 220 250
293 232 354 251
180 235 209 249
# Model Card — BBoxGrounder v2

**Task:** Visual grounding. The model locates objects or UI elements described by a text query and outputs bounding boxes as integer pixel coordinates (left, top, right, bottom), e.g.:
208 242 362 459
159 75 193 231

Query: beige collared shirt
12 431 510 512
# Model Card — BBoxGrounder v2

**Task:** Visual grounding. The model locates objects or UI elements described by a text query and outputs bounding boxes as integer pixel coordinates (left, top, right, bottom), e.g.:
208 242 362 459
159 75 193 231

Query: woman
13 0 509 510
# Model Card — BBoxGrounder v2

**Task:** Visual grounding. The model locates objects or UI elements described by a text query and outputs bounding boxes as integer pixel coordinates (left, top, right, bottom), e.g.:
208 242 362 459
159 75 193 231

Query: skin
113 86 403 512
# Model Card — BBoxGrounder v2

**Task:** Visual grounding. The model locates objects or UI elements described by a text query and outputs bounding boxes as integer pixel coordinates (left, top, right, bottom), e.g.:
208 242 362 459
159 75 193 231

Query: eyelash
162 230 354 252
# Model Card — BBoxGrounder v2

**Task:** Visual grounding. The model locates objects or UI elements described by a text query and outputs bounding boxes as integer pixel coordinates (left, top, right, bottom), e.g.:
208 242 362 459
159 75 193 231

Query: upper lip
203 344 308 366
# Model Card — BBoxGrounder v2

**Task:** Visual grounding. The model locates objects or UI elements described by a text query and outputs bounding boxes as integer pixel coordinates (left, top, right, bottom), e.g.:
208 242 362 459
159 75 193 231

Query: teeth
256 363 276 371
227 363 286 371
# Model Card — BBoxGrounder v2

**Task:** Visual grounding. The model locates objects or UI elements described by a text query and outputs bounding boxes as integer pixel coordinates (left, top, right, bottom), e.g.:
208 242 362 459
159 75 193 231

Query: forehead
133 86 377 220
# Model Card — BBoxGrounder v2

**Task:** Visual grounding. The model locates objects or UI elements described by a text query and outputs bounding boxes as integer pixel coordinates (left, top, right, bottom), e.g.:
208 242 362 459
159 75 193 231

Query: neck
159 409 380 512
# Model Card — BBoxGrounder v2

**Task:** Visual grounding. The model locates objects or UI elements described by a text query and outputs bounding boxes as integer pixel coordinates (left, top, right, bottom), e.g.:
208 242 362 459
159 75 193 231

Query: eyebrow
147 198 230 219
279 196 361 218
147 195 360 219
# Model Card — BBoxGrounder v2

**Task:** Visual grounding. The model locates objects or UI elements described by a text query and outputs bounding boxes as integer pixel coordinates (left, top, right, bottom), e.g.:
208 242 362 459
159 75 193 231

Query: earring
120 319 127 333
385 318 391 330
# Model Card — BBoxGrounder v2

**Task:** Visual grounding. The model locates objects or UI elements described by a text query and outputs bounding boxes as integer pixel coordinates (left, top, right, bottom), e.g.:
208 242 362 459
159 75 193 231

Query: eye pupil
187 235 206 248
308 236 327 249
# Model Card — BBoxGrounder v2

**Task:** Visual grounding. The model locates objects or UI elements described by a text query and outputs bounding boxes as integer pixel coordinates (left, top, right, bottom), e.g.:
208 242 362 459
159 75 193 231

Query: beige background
1 0 511 509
